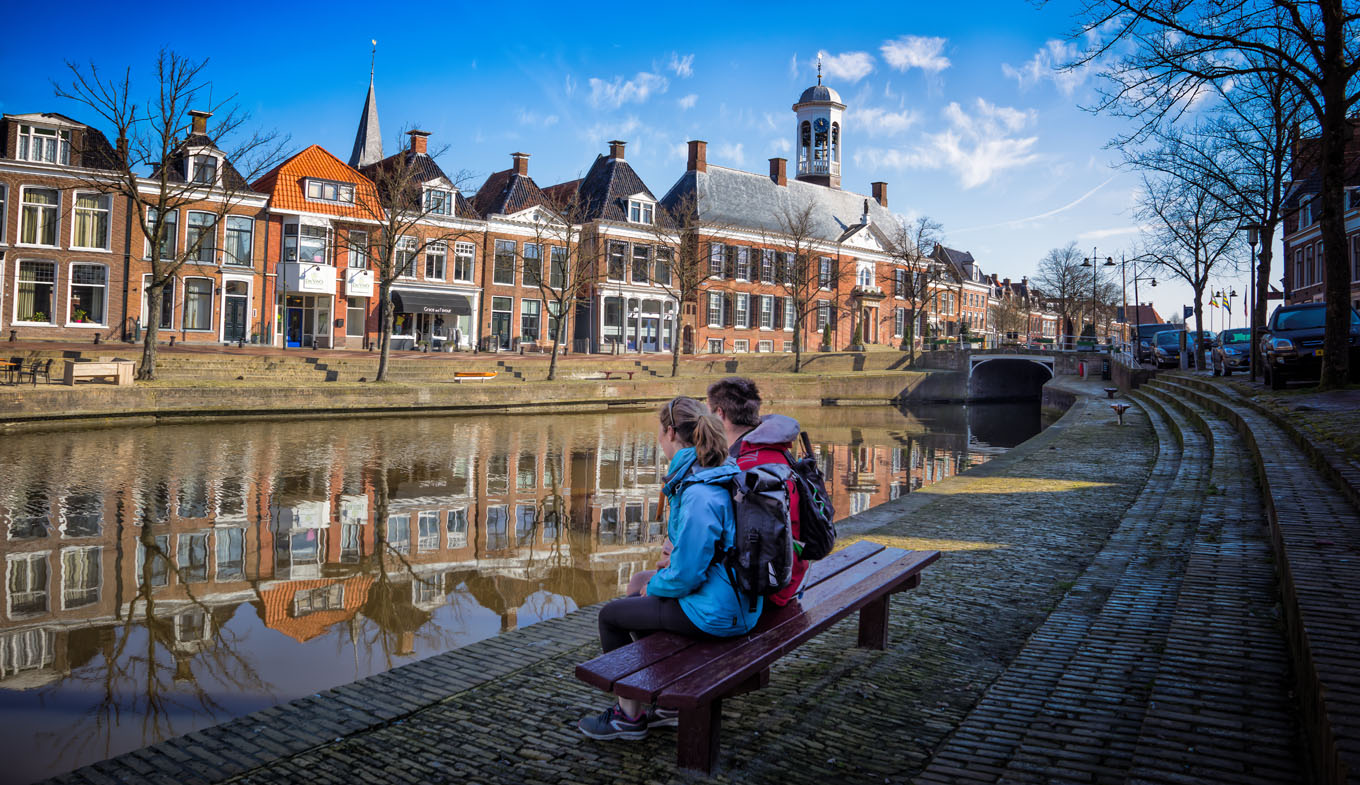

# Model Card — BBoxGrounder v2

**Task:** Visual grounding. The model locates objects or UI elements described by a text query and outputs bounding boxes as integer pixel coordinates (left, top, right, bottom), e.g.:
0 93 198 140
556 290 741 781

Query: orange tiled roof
258 574 375 643
252 144 381 217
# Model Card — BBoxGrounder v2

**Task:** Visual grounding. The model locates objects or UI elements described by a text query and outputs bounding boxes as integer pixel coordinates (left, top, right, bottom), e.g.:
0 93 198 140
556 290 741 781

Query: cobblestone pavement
44 381 1316 785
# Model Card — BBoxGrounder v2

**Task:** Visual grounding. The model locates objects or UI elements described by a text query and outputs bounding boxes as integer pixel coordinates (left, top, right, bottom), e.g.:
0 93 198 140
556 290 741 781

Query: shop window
346 297 367 337
20 187 59 246
494 240 516 285
454 242 476 282
16 261 56 324
225 216 253 266
72 193 111 250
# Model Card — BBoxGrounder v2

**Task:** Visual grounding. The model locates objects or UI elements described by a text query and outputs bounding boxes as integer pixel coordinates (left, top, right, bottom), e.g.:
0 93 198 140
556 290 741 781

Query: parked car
1134 323 1175 364
1260 302 1360 389
1151 329 1185 368
1212 328 1252 376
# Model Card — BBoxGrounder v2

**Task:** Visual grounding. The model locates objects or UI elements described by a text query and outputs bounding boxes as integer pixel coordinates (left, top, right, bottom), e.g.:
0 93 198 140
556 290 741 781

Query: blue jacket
646 447 763 636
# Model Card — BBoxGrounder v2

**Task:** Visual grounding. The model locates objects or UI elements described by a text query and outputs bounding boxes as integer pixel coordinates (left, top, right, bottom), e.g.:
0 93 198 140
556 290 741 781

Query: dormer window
17 125 71 165
304 178 355 204
424 188 453 216
191 154 217 185
628 199 654 225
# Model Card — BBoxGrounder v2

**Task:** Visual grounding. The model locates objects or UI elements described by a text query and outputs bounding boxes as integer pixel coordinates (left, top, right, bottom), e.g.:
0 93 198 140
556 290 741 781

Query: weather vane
370 39 377 81
817 54 823 85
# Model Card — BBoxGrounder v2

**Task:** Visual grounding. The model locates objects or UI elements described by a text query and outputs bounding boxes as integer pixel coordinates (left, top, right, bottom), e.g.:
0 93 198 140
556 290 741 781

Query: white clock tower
793 59 845 189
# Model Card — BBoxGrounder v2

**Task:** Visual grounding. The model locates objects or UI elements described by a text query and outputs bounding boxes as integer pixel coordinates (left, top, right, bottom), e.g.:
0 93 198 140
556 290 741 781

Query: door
491 311 511 349
641 318 659 352
286 308 303 347
224 297 247 342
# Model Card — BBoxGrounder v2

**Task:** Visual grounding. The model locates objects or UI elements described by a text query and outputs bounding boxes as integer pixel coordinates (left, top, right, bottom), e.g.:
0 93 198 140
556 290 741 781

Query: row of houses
1280 120 1360 309
0 76 1066 355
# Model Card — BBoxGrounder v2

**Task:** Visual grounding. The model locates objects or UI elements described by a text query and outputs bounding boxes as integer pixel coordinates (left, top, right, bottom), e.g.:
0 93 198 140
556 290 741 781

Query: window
784 298 795 330
192 155 217 185
486 506 509 550
17 125 70 164
523 243 543 286
491 296 513 349
494 240 516 285
779 252 795 285
758 249 774 283
183 278 213 330
707 292 723 326
1305 244 1316 286
346 297 367 337
385 514 411 554
731 247 749 281
708 243 726 278
305 178 355 204
816 299 830 330
0 184 6 243
760 295 774 328
857 266 873 287
425 241 447 280
69 193 112 250
224 216 253 266
546 301 564 343
68 264 107 325
516 505 537 545
736 293 751 328
142 274 174 329
186 212 216 263
1294 249 1305 289
758 340 773 352
283 224 328 264
654 247 672 286
895 307 906 336
607 241 627 281
147 208 178 260
418 512 441 551
783 340 793 352
16 261 56 323
517 453 537 490
521 299 541 341
396 237 417 278
734 339 749 352
632 244 651 283
1352 234 1360 282
628 199 654 224
177 534 208 583
454 242 476 282
707 338 724 353
136 534 171 588
216 528 245 581
819 257 833 289
8 553 49 616
20 188 59 246
425 188 453 216
446 509 469 548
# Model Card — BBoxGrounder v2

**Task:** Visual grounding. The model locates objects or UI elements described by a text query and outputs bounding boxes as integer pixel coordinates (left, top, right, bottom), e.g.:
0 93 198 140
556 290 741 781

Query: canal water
0 402 1043 783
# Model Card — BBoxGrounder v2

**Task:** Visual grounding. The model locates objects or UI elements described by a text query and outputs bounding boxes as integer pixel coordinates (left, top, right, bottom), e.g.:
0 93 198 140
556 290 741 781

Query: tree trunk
793 313 803 372
138 278 162 381
1318 0 1351 388
671 319 681 378
1193 292 1206 371
547 305 563 382
376 281 393 382
1253 225 1275 380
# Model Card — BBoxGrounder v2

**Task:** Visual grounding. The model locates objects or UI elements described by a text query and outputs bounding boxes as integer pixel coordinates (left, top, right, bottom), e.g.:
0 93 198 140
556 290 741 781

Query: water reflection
0 402 1039 782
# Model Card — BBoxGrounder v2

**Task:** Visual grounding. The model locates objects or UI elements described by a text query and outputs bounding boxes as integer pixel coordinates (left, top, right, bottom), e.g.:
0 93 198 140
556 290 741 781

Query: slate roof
552 154 673 226
153 134 254 191
349 77 383 169
658 164 898 249
359 150 479 219
1282 120 1360 212
470 167 552 217
1 113 121 170
796 84 843 106
252 144 380 216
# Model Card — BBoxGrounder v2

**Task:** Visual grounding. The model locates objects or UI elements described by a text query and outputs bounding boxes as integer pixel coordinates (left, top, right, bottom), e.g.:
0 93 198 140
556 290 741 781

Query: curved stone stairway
916 377 1321 784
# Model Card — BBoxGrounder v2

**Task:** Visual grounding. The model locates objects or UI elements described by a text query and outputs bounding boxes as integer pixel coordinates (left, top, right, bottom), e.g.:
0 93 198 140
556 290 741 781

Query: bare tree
649 193 716 377
346 131 476 382
1070 0 1360 386
523 191 598 381
991 295 1032 344
761 197 856 372
885 216 946 363
1033 242 1094 345
54 50 288 380
1135 173 1242 370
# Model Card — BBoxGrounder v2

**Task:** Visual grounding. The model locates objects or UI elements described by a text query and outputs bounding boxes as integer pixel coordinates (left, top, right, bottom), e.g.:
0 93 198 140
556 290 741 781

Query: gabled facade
1280 121 1360 308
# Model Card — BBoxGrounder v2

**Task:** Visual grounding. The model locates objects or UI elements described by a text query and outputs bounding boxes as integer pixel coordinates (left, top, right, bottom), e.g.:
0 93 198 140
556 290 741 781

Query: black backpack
784 432 837 561
714 463 795 612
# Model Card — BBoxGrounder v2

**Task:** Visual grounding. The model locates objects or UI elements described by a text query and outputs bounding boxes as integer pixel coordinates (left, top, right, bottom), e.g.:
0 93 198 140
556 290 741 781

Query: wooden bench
63 359 134 386
575 540 939 772
600 370 635 380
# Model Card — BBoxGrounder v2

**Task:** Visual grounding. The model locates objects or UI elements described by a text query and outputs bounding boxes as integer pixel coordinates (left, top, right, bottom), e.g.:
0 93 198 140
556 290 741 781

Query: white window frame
707 338 724 354
424 187 454 216
17 125 70 165
0 183 7 243
760 294 774 329
60 545 102 610
396 236 418 279
18 186 60 248
140 273 176 329
191 154 218 186
709 243 725 279
70 192 112 252
145 208 179 260
224 216 254 267
66 262 109 327
735 293 750 328
707 291 723 327
734 247 750 281
760 249 775 283
182 276 215 332
185 211 217 264
348 229 369 269
13 259 58 325
627 199 655 225
6 551 50 619
734 339 750 353
304 178 356 204
453 241 476 282
425 241 448 281
818 257 833 289
784 298 795 331
757 340 773 353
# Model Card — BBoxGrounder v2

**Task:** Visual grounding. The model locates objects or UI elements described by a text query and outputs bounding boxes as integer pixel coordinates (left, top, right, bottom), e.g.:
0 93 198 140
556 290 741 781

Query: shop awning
391 290 471 316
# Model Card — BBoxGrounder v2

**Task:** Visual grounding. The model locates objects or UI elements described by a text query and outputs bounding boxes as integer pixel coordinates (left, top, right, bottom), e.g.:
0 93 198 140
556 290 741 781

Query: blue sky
1 0 1260 329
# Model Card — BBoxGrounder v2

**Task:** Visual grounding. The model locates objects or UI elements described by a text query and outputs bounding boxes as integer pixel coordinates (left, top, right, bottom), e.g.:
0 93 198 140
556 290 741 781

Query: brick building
1281 121 1360 309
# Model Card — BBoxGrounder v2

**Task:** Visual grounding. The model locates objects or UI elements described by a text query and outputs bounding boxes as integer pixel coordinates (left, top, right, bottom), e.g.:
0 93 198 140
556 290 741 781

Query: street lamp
1242 222 1262 380
1083 251 1116 346
1227 289 1238 330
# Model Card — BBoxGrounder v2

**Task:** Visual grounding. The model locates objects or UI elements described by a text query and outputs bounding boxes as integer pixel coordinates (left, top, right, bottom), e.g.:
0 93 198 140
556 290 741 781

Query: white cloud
880 36 950 74
952 175 1118 234
818 50 875 83
856 98 1040 188
669 53 695 78
770 137 792 154
516 109 559 127
714 141 745 166
565 74 577 98
678 93 698 110
847 106 919 137
580 116 644 148
789 53 800 79
1002 39 1088 96
1077 225 1148 241
588 72 669 109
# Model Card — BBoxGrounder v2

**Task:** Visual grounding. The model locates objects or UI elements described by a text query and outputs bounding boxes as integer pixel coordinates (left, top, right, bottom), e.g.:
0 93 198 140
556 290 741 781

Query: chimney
687 140 707 173
608 140 626 160
769 157 787 186
189 110 211 135
511 152 530 176
861 199 870 225
408 129 430 155
1003 277 1011 290
871 181 888 208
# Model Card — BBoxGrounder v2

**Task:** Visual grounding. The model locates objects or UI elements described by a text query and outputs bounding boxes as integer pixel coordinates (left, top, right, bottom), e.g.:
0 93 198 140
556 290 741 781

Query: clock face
813 118 829 133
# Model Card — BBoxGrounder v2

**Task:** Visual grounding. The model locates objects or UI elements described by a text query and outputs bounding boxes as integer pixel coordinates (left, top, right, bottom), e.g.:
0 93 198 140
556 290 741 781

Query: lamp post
1083 251 1116 345
1242 222 1262 380
1227 289 1238 330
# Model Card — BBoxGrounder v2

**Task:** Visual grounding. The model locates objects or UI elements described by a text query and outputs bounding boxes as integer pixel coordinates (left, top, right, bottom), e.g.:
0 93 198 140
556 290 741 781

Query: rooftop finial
369 39 377 83
817 54 823 85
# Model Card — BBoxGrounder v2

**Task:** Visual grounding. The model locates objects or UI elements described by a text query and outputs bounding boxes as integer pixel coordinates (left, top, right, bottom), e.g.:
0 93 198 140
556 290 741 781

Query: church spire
348 40 383 169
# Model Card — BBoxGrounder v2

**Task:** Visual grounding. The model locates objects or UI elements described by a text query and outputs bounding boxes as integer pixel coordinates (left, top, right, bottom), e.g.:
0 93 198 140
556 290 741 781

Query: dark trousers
598 595 704 652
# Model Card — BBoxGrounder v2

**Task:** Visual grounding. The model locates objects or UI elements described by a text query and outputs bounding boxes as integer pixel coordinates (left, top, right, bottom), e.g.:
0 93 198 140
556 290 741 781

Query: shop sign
347 269 375 297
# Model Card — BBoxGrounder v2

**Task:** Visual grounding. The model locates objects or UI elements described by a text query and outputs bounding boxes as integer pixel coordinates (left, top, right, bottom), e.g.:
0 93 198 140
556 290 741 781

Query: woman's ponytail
660 397 731 467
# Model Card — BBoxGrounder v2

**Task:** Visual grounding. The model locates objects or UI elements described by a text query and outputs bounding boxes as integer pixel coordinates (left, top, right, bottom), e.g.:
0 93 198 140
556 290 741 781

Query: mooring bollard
1103 386 1118 399
1110 403 1130 425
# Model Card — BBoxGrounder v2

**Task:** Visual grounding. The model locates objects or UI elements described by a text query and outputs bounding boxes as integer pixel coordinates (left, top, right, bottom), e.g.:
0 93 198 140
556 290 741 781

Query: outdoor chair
5 357 23 385
20 359 53 385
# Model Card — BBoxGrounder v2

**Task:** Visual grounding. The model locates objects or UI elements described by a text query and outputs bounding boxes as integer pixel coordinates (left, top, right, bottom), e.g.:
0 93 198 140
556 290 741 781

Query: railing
800 159 841 177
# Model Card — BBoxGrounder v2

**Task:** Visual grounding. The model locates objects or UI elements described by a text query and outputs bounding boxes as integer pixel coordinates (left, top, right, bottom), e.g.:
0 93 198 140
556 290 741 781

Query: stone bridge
917 347 1105 402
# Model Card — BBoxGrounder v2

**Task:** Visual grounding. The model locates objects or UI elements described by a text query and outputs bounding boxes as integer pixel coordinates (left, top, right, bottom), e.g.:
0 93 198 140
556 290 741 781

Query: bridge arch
968 354 1055 401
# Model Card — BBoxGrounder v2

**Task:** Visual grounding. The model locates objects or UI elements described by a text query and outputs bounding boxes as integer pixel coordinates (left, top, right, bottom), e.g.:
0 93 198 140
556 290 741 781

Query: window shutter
724 294 734 327
725 246 736 280
773 297 783 329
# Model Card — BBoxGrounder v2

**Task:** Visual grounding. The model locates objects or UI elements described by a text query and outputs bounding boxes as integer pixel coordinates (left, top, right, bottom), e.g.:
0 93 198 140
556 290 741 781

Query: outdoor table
0 360 18 384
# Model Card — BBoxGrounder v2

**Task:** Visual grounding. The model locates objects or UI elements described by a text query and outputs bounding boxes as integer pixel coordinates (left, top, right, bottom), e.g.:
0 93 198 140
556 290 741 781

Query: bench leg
677 698 722 773
858 596 890 649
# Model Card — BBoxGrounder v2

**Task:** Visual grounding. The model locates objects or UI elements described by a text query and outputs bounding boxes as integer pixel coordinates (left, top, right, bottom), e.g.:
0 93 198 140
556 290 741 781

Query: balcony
281 262 337 295
852 284 885 300
799 159 841 177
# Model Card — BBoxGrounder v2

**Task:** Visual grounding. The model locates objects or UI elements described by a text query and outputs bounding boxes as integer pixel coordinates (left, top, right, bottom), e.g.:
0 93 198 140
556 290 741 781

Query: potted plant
31 312 46 323
73 309 88 323
849 322 866 352
820 321 834 352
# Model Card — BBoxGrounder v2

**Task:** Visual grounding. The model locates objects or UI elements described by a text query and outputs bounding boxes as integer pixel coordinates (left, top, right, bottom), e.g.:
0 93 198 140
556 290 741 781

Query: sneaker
578 704 648 740
646 705 680 729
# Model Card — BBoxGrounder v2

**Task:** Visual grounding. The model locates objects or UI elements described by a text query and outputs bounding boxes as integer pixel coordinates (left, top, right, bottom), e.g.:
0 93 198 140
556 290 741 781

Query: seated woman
578 396 763 740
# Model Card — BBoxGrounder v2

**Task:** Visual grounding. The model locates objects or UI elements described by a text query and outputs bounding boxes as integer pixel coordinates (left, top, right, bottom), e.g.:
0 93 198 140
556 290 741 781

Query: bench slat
574 540 884 692
612 548 932 702
652 549 938 708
